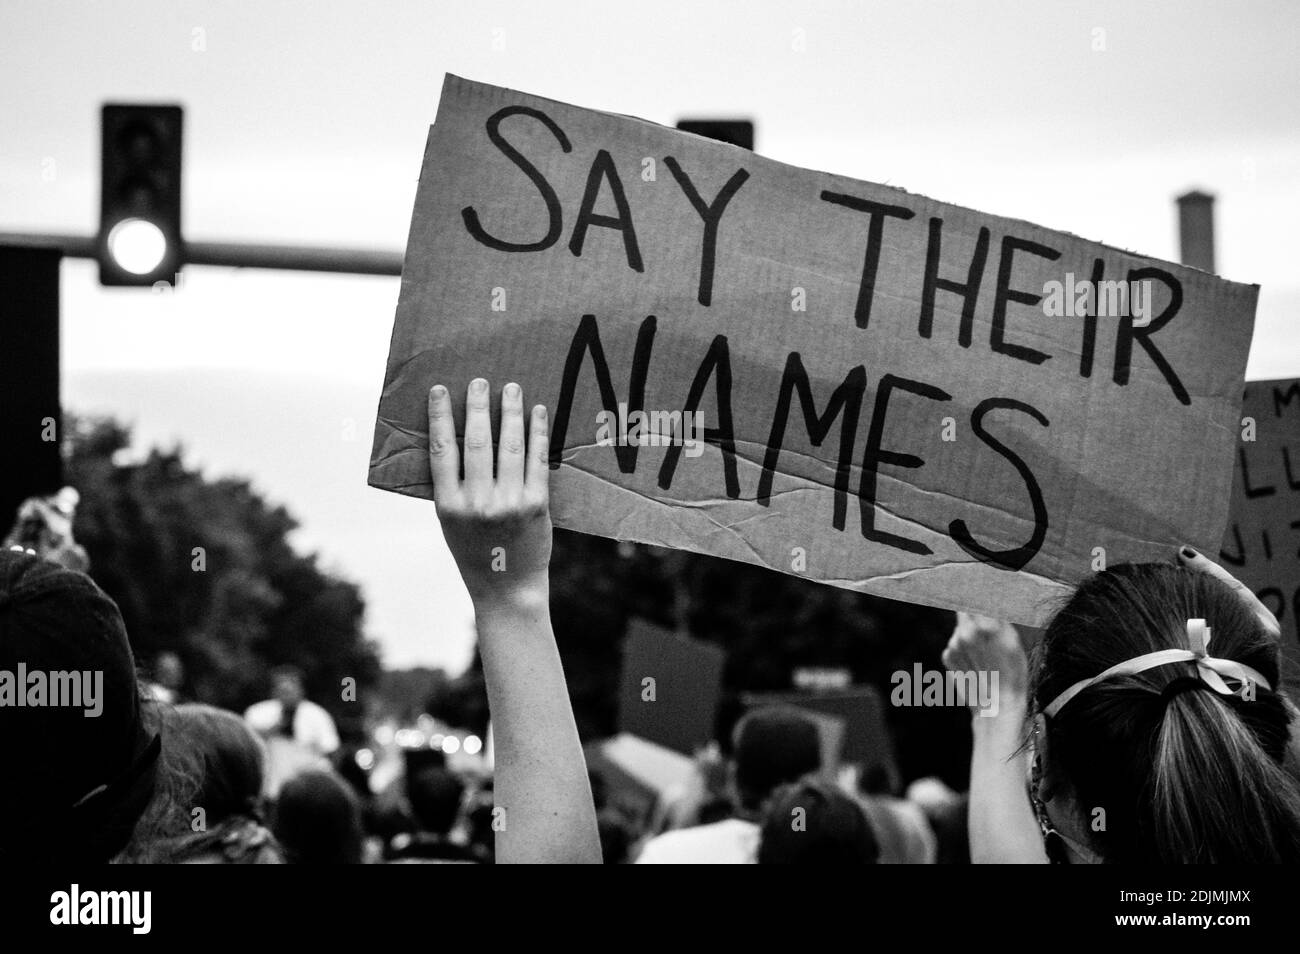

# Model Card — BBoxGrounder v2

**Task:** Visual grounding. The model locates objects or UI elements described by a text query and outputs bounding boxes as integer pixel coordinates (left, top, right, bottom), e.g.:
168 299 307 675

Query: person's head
757 777 879 864
270 665 306 708
730 706 822 814
273 769 364 864
406 765 464 835
166 704 267 823
1033 562 1300 863
0 549 161 863
153 651 184 691
125 704 282 864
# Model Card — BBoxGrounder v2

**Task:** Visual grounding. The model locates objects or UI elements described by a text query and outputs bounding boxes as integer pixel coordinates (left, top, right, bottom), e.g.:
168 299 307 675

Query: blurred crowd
5 368 1299 866
0 485 967 866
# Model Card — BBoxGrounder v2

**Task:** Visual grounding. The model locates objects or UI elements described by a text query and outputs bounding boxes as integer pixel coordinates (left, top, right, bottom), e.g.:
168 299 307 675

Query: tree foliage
64 416 381 738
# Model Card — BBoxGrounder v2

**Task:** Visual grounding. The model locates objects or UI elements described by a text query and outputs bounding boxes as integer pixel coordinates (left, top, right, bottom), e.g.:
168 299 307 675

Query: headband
1043 619 1272 718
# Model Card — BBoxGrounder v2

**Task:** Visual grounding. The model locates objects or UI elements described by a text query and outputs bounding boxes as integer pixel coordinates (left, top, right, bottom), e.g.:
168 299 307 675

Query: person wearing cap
635 706 823 863
0 548 162 863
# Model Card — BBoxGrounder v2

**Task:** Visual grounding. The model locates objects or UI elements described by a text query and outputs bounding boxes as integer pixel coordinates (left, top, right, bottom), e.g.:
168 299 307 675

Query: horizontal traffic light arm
0 232 403 277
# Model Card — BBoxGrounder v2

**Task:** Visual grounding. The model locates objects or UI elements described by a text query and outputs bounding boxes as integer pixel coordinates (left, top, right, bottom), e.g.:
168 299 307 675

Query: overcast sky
3 0 1297 670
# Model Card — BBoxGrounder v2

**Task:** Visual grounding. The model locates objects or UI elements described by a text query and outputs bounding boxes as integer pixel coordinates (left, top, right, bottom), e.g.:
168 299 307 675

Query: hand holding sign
427 378 551 604
1179 545 1281 641
943 612 1029 714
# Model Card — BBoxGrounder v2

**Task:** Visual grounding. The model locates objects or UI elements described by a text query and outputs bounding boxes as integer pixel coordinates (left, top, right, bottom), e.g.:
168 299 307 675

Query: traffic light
98 104 184 287
675 119 754 151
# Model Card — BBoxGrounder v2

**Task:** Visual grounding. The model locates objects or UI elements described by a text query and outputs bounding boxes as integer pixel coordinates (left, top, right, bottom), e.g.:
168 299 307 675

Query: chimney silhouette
1176 190 1215 273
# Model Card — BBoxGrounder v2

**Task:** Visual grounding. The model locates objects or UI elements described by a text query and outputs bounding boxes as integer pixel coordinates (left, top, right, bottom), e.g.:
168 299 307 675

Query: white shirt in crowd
635 819 759 864
244 699 340 756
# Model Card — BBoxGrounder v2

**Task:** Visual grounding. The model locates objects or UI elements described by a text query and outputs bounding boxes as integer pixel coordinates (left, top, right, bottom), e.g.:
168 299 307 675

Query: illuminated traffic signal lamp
98 104 184 287
675 119 754 151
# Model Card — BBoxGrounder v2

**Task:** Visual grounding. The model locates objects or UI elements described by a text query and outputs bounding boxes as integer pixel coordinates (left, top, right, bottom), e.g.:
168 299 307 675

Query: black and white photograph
1 0 1297 934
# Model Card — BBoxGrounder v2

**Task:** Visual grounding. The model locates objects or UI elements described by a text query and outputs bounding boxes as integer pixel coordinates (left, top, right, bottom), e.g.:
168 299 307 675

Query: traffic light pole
0 245 64 525
0 231 403 277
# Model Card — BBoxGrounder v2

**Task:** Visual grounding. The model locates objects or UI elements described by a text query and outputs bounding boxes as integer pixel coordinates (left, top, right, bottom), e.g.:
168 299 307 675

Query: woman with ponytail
944 547 1300 863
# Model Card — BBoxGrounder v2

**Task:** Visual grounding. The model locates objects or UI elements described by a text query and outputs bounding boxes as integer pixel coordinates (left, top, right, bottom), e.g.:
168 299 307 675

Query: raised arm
943 612 1048 863
427 378 600 864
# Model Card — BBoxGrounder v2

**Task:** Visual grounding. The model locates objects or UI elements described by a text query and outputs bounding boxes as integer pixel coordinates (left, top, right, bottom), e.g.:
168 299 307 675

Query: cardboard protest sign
584 733 696 826
1219 379 1300 684
617 618 725 756
370 74 1259 626
743 687 896 773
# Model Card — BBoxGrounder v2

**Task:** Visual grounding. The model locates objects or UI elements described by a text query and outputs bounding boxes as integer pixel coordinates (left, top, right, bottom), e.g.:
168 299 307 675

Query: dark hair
732 707 822 812
166 704 266 822
124 703 284 864
757 778 879 864
115 699 202 862
273 770 364 864
406 765 464 835
1034 562 1300 863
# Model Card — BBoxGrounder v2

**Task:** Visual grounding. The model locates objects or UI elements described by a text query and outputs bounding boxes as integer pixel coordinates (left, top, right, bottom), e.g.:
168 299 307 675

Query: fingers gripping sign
1177 545 1281 642
427 379 552 602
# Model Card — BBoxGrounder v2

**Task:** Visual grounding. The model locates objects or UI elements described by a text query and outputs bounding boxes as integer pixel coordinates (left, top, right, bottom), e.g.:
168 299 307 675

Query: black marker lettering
991 235 1059 365
549 314 657 471
462 106 571 252
949 397 1049 571
919 217 990 347
758 354 867 531
1079 257 1104 378
1112 267 1187 405
859 374 952 554
819 191 915 330
658 335 739 497
664 158 750 307
569 149 644 272
1239 446 1276 499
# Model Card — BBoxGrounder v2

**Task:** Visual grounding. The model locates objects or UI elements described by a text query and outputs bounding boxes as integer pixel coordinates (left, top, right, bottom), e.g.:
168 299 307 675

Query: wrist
470 575 550 619
972 692 1029 729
